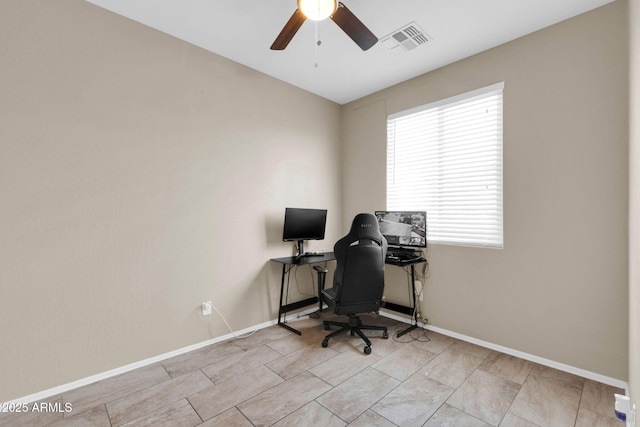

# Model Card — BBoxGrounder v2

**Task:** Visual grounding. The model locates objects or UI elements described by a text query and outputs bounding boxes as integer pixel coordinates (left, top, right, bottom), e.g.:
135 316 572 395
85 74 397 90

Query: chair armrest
314 265 328 297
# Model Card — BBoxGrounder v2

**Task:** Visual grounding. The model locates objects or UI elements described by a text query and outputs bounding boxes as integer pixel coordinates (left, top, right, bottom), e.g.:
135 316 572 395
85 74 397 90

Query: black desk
270 252 335 335
383 257 428 338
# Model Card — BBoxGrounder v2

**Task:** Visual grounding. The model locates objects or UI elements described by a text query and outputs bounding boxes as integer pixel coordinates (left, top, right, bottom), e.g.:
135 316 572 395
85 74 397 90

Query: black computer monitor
375 211 427 249
282 207 327 256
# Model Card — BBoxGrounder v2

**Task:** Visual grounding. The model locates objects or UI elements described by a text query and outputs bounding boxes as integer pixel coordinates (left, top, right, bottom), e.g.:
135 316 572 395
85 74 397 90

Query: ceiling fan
270 0 378 51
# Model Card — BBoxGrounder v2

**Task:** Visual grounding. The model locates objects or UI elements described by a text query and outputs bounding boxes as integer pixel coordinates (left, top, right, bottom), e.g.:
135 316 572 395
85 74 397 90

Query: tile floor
0 313 624 426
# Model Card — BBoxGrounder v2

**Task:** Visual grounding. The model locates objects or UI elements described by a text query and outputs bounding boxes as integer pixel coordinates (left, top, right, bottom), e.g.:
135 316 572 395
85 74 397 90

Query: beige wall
1 0 633 404
342 1 629 380
630 0 640 408
0 0 342 401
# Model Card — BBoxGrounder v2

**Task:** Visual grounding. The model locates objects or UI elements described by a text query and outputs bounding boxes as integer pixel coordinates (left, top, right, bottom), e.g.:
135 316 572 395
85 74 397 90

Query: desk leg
279 322 302 335
396 264 420 338
277 264 302 335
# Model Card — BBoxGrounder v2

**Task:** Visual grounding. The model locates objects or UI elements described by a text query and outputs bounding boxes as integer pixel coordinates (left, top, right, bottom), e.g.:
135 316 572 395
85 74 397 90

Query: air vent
380 22 431 52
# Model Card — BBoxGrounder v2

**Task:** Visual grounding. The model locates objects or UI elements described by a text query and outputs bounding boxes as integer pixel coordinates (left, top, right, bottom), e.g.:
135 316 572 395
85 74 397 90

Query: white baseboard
379 310 629 394
4 309 629 406
2 319 276 406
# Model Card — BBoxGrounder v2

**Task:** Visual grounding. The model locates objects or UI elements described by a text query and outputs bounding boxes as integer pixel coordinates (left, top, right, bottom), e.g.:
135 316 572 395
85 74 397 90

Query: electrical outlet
202 301 212 316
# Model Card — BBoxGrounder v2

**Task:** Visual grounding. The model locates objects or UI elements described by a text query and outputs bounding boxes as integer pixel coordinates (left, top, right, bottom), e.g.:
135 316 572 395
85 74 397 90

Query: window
386 82 504 248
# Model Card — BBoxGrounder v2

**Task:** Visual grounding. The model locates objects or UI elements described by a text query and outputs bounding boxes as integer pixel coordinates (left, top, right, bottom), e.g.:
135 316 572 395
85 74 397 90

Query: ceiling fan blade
331 2 378 51
270 8 306 50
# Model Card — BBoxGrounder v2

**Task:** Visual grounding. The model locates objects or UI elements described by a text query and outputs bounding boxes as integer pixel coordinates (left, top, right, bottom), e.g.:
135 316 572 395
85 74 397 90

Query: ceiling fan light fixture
297 0 337 21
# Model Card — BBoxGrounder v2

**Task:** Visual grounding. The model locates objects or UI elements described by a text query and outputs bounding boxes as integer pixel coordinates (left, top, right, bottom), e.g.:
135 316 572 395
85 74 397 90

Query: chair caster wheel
350 330 355 336
322 340 329 348
324 324 331 330
383 331 388 339
364 346 371 355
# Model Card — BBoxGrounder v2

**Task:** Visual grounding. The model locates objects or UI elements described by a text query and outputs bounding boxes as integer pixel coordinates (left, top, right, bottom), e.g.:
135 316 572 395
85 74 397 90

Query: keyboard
385 250 425 264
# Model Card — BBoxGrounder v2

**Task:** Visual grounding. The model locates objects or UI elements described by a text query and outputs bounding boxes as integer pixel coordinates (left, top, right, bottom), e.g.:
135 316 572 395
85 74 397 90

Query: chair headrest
347 213 383 240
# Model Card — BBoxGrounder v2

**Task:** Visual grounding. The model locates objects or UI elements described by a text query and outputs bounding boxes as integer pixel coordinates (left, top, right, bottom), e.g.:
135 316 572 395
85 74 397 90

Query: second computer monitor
375 211 427 248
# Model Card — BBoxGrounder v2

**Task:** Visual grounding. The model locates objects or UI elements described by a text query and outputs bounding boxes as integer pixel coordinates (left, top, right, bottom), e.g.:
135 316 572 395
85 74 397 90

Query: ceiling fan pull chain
314 21 320 68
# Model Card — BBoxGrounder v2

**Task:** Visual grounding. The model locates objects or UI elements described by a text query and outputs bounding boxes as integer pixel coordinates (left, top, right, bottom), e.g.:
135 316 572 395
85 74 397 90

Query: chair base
321 314 388 355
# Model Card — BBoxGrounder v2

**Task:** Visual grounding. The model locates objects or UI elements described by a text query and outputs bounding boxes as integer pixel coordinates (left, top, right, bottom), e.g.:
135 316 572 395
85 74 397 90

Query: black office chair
314 213 388 354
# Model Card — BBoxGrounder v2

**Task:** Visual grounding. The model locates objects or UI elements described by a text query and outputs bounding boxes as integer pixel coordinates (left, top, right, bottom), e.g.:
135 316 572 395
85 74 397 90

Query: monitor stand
295 240 321 259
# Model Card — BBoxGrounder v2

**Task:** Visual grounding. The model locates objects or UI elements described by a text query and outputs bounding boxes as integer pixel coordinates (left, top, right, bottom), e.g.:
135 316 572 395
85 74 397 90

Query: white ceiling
85 0 615 105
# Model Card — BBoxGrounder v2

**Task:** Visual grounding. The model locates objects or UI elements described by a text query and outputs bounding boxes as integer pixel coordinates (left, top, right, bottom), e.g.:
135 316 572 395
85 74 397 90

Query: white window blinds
387 82 504 248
